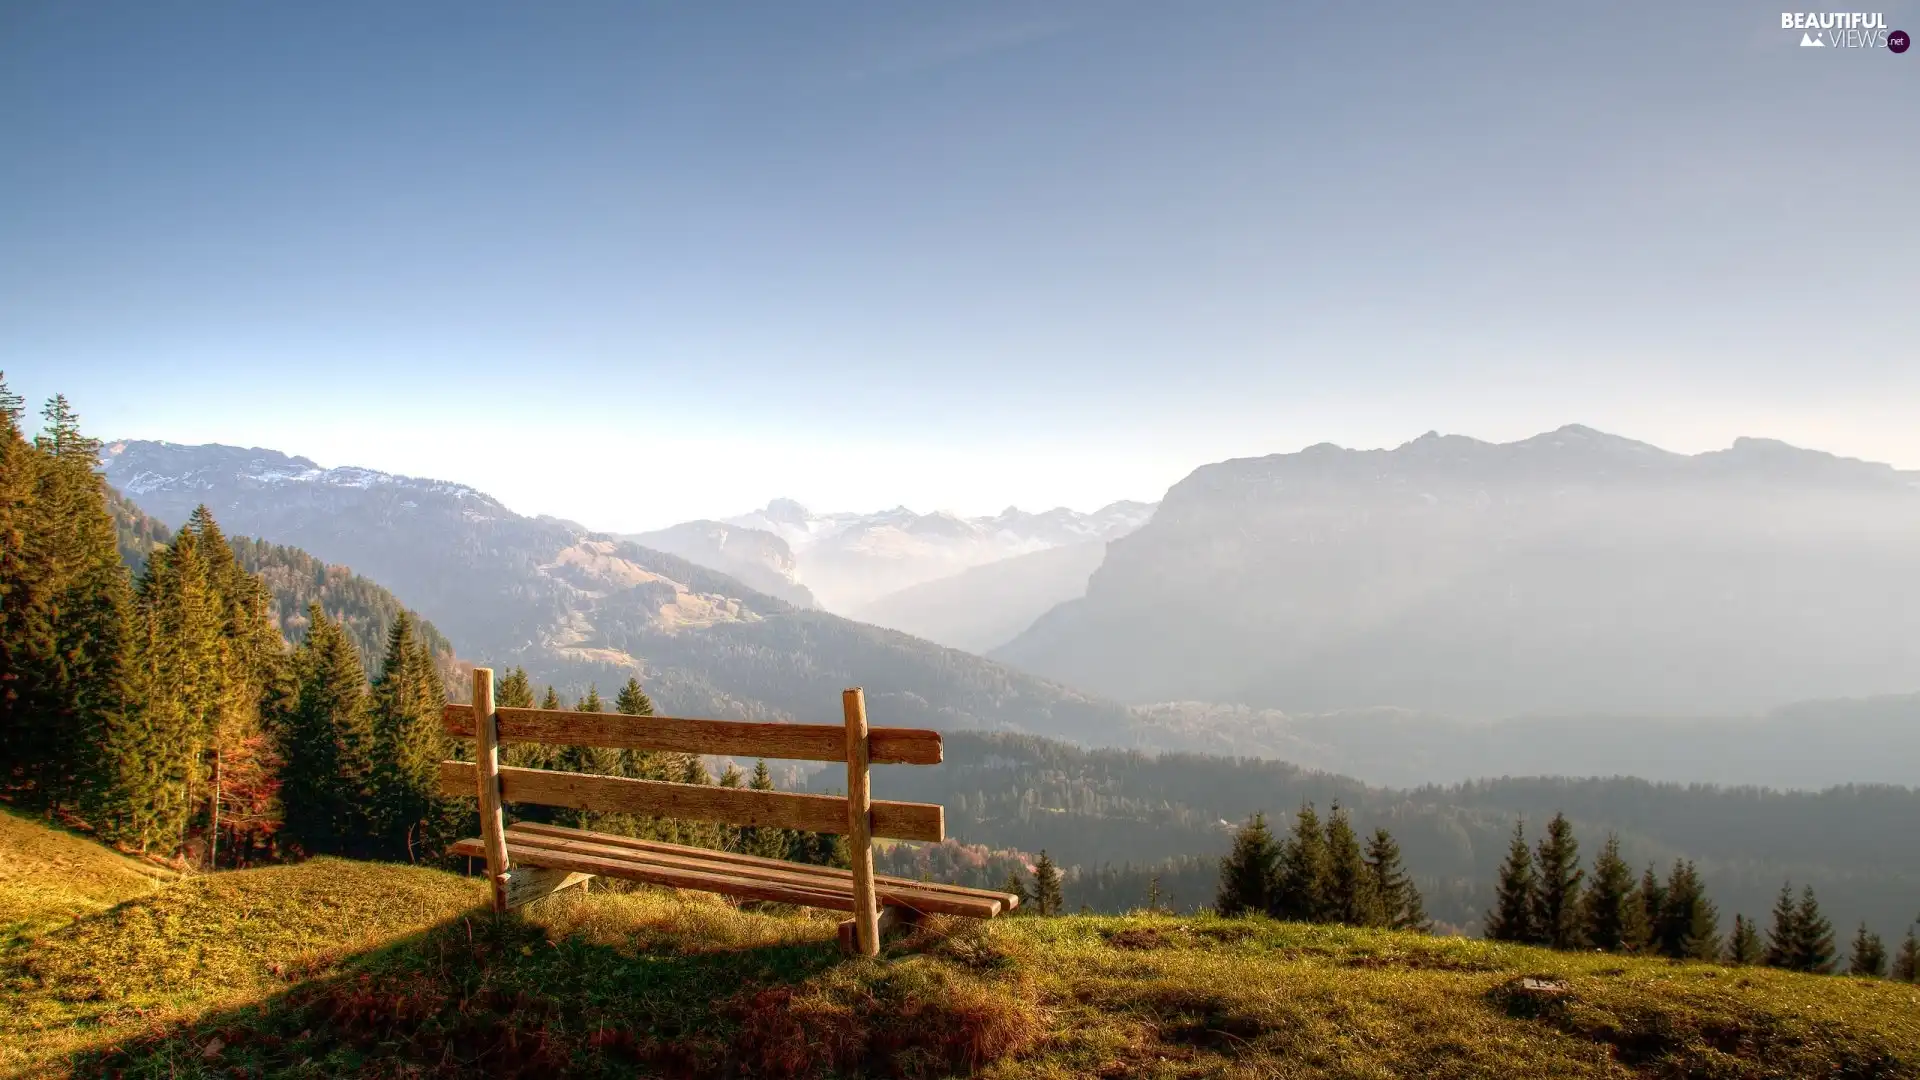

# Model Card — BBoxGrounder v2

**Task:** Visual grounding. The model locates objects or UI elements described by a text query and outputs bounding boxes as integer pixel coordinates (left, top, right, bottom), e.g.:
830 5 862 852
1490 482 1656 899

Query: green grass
2 812 1917 1078
0 805 175 946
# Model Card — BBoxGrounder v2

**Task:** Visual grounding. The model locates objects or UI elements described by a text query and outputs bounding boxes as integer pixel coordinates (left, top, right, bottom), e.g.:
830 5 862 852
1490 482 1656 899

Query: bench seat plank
488 828 1004 918
508 822 1020 909
455 838 864 910
452 827 1014 918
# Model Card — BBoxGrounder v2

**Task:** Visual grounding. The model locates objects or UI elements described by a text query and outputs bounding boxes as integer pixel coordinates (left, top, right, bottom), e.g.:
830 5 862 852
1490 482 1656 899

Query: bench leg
505 867 593 910
838 905 920 954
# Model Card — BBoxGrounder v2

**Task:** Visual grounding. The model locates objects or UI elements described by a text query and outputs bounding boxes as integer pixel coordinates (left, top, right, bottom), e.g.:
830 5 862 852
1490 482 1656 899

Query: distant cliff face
101 441 1139 742
994 426 1920 718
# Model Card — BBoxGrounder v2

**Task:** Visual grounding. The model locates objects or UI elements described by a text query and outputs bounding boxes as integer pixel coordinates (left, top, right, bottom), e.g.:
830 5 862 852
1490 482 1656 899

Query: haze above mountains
98 424 1920 787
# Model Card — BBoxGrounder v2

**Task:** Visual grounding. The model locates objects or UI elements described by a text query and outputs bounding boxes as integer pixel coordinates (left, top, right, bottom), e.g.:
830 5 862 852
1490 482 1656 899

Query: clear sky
4 1 1915 531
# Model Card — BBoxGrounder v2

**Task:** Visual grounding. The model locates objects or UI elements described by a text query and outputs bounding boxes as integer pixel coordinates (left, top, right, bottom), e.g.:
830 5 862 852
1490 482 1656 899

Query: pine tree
1216 812 1280 917
1651 860 1719 961
1486 819 1539 943
1364 827 1428 932
367 612 456 862
1001 870 1033 914
736 760 790 860
612 676 664 781
276 605 376 857
1272 803 1331 922
1794 886 1837 974
1634 864 1667 953
1033 850 1064 916
497 667 534 708
5 395 138 814
578 685 604 713
1532 812 1585 949
541 686 561 710
1847 923 1887 977
1764 882 1802 969
1724 914 1764 965
1582 832 1637 952
1891 929 1919 982
0 374 46 792
1324 805 1381 927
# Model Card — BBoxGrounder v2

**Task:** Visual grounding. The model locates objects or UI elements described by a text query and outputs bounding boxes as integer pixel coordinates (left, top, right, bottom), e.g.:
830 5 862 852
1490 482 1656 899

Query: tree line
0 379 838 874
1214 805 1428 931
1485 812 1920 980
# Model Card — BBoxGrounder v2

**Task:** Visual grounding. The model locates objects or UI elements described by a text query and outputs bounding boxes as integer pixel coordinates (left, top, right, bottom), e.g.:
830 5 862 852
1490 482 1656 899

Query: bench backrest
442 667 943 954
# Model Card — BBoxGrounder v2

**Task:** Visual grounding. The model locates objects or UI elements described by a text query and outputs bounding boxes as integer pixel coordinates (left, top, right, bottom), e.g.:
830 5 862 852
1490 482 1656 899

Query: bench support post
843 687 880 956
474 667 512 914
839 905 918 954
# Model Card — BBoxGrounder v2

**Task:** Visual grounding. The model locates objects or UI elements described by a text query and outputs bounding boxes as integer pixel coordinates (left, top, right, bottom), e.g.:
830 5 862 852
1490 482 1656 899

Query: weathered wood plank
506 822 1017 906
495 828 1001 918
472 668 511 914
505 866 592 909
843 687 880 956
495 842 861 910
441 704 941 766
438 761 945 843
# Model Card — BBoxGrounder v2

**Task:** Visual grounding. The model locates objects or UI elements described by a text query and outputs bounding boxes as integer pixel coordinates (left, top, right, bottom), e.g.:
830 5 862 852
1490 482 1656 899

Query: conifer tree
1273 802 1331 922
1001 870 1033 913
1635 864 1667 952
496 668 551 772
736 760 790 860
1651 860 1719 960
1847 923 1887 977
1532 812 1585 949
1324 805 1381 927
1364 827 1428 932
787 828 851 869
276 605 376 856
367 612 456 861
1891 928 1919 982
1486 819 1539 943
1216 812 1280 917
1764 882 1801 969
1794 886 1837 974
1724 914 1764 965
612 676 664 781
1582 832 1637 952
578 685 604 713
9 395 137 812
497 667 534 709
0 374 47 792
1033 850 1064 915
541 686 561 710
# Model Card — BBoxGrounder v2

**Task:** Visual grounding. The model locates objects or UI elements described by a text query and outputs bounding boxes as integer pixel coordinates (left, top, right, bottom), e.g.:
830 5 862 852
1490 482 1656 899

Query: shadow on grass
68 903 1035 1079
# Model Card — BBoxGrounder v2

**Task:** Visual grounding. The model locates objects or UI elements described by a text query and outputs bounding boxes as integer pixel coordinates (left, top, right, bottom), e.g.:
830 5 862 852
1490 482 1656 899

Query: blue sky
4 1 1915 531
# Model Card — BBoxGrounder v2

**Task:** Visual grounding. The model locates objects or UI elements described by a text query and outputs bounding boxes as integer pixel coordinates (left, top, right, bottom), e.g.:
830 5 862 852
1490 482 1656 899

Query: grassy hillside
0 807 175 946
4 814 1916 1078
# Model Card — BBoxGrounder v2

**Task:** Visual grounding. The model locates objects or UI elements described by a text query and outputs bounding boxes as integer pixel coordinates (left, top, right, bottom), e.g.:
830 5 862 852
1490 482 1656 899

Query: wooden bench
441 668 1017 955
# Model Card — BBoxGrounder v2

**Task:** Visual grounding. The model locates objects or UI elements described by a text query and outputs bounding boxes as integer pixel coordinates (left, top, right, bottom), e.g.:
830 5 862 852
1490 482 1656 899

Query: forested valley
6 376 1916 978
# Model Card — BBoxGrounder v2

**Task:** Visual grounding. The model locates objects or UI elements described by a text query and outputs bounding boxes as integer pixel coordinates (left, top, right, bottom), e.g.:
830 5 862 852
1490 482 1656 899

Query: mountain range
99 440 1136 742
713 497 1155 612
994 425 1920 718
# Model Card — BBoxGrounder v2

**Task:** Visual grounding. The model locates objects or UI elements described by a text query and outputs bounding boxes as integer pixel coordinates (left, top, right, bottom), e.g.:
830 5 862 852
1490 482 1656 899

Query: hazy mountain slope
101 441 1137 742
1129 694 1920 790
103 476 455 671
719 498 1154 610
622 520 816 608
996 427 1920 717
848 540 1108 652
